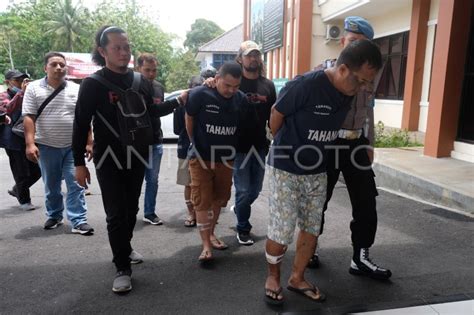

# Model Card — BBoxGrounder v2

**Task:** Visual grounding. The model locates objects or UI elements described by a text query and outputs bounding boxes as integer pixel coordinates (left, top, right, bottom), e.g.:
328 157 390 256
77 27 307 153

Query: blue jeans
233 149 266 233
144 144 163 216
37 144 87 228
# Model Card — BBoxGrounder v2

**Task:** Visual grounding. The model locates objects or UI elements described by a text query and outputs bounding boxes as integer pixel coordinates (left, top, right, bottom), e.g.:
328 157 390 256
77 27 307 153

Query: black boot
349 247 392 280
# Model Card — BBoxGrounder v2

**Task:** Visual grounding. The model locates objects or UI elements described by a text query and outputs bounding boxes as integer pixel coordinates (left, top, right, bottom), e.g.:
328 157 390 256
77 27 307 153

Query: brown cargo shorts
188 159 233 212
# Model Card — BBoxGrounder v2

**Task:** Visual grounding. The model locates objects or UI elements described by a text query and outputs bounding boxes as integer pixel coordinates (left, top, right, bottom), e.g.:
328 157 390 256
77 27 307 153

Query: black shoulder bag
89 72 153 151
12 81 66 138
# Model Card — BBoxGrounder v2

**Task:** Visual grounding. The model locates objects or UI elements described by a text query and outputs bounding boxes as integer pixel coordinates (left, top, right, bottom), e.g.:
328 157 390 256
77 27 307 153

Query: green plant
374 121 423 148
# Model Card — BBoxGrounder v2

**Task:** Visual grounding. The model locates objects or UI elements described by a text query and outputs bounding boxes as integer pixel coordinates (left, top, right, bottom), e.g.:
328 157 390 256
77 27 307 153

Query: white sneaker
129 250 144 264
19 203 36 211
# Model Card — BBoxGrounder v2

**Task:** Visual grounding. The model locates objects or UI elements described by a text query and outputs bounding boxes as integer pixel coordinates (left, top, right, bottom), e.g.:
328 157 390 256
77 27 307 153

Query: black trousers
5 148 42 204
95 153 146 272
321 136 378 249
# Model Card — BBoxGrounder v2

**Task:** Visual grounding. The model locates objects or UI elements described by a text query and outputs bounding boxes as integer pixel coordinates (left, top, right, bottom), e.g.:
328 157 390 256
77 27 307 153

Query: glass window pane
390 33 404 53
388 56 402 97
375 59 390 98
376 37 389 55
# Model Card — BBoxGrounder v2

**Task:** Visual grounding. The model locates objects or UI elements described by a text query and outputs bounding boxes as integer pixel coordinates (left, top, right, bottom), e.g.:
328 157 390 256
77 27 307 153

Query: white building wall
311 2 342 69
319 0 366 21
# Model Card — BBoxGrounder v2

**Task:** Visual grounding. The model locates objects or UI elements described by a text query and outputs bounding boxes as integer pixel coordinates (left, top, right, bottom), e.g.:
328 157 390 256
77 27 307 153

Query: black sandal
287 284 326 302
184 218 196 227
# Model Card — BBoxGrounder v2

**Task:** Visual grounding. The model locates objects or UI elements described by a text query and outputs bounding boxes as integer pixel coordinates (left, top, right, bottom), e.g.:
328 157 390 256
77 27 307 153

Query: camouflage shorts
267 166 327 245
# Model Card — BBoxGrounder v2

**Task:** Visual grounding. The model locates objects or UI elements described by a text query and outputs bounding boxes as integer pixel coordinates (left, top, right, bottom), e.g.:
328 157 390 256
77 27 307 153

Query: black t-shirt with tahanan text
267 70 353 175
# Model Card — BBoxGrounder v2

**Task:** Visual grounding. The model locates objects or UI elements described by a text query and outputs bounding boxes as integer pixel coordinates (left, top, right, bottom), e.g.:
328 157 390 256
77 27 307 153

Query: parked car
161 90 185 140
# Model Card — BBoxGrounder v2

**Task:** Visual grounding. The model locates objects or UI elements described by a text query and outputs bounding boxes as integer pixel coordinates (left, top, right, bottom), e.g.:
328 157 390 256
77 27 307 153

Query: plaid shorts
267 166 327 245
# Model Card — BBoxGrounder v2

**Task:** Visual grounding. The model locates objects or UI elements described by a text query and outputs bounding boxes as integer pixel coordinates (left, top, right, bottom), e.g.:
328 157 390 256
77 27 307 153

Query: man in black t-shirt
72 26 186 294
137 53 169 226
174 75 205 228
232 41 276 246
307 17 392 281
185 61 246 263
264 40 382 304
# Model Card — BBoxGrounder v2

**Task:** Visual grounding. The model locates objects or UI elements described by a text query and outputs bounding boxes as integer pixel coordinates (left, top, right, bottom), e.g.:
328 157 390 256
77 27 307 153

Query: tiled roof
198 24 243 53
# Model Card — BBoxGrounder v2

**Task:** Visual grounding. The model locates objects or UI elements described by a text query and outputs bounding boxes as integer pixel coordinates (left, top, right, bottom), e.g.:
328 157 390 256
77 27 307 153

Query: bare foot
265 275 283 302
198 249 213 262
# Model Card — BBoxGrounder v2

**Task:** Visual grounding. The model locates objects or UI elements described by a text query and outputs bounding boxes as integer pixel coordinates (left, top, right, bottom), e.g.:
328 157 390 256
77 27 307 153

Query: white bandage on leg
265 251 285 265
197 222 211 231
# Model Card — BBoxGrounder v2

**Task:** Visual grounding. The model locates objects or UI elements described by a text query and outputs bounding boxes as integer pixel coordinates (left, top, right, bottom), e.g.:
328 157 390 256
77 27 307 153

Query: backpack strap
89 72 142 93
131 72 141 92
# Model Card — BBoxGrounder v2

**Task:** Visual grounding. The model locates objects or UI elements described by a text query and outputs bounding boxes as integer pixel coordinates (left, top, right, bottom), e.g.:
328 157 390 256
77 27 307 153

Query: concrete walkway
373 147 474 215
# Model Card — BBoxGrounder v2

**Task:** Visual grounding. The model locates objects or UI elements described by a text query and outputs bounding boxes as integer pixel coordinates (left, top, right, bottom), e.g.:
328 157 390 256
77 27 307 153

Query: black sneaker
44 218 63 230
8 186 17 198
237 232 254 245
349 248 392 280
307 254 320 269
143 214 163 225
71 223 94 235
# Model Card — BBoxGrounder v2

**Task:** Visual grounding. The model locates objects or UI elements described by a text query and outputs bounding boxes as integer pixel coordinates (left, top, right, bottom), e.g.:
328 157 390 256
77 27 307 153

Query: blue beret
344 16 374 40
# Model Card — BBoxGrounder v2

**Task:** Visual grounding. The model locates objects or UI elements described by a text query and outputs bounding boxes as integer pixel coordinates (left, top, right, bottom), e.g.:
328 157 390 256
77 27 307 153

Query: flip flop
184 218 196 227
287 284 326 302
198 250 213 262
264 287 284 305
210 238 228 250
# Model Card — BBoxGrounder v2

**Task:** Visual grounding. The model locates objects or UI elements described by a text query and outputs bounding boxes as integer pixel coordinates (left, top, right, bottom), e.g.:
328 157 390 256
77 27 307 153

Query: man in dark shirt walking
136 53 169 226
264 40 382 304
185 61 246 262
0 70 41 211
232 41 276 246
73 26 185 293
307 17 392 281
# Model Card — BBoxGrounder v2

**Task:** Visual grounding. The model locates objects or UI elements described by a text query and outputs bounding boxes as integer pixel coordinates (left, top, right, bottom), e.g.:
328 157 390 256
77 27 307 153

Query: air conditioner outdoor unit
326 24 342 40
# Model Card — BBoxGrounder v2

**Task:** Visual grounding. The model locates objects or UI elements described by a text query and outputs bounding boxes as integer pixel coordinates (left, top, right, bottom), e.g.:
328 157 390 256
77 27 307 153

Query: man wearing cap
0 70 41 211
307 16 392 281
231 40 276 245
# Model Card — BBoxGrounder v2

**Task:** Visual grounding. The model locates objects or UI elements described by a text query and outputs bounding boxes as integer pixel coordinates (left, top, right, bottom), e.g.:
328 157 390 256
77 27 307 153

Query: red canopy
61 52 135 79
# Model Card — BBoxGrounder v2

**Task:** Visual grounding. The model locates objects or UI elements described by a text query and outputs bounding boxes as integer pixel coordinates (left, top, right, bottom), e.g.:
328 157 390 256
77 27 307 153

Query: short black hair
217 61 242 79
92 25 126 67
44 52 66 66
137 53 158 68
336 39 382 71
188 75 203 88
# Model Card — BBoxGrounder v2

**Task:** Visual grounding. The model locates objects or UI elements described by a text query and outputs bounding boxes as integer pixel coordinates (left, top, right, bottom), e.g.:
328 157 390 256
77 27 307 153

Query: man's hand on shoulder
178 89 189 106
203 77 216 88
